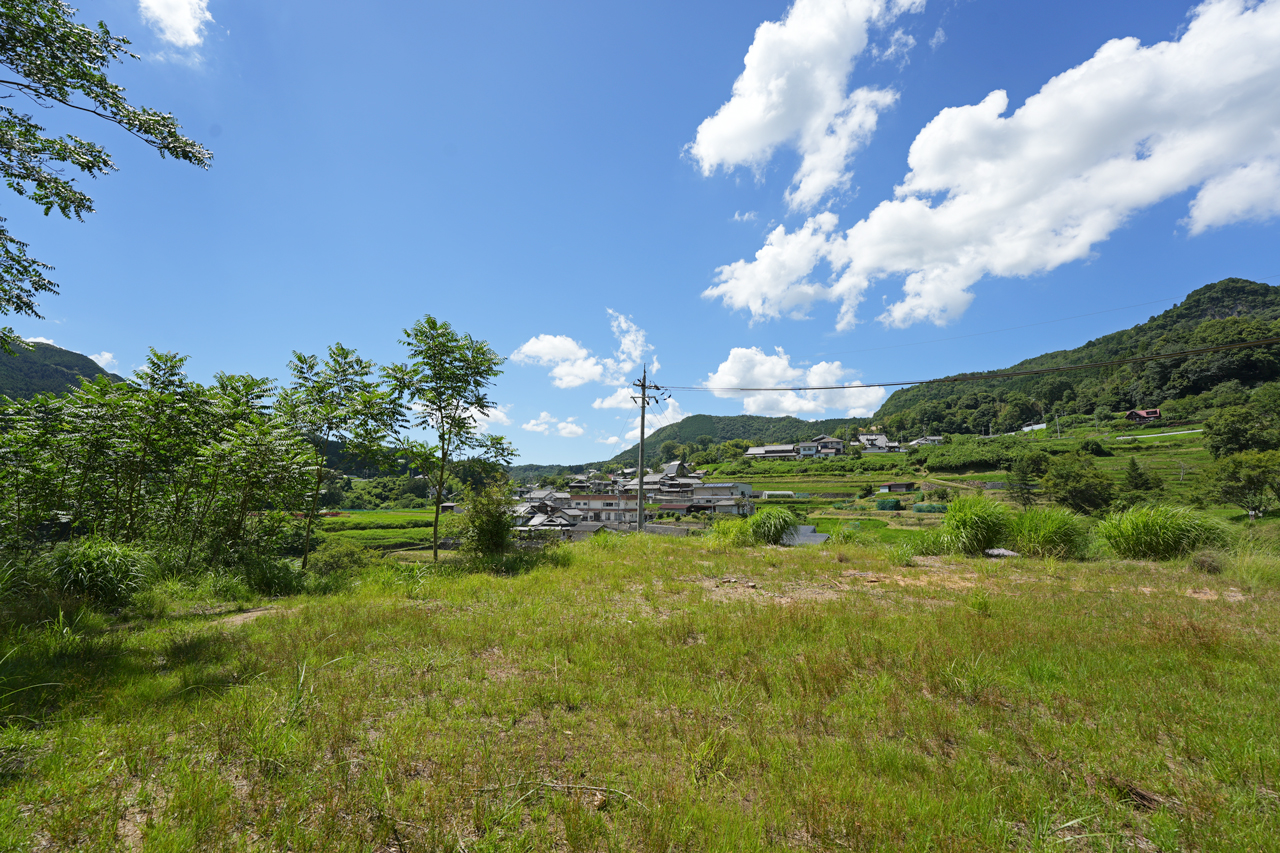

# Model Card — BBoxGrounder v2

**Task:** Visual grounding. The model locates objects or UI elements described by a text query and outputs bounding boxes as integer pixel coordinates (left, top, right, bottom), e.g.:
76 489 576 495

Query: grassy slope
3 536 1278 851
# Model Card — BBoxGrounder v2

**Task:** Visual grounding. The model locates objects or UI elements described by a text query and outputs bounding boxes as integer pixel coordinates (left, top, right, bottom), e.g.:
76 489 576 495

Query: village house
565 493 642 523
907 436 945 447
1124 408 1162 424
879 482 916 493
857 433 901 453
743 434 849 460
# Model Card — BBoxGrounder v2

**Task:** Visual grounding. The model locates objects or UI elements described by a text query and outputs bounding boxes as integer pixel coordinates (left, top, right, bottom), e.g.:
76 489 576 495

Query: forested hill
0 342 126 398
872 277 1280 438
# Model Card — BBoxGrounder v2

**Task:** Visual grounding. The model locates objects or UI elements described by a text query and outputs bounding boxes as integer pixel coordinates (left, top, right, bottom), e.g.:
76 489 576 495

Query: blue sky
10 0 1280 463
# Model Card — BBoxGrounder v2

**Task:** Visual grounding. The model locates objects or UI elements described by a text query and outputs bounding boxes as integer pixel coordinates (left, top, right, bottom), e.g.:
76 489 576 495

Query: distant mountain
508 412 872 479
0 342 126 398
872 277 1280 437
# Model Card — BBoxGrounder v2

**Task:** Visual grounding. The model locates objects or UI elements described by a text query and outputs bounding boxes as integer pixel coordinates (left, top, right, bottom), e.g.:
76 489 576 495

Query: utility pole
1055 413 1061 438
631 365 661 532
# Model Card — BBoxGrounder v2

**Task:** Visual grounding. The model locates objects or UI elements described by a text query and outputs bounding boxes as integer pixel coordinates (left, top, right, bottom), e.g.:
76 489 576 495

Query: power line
661 335 1280 393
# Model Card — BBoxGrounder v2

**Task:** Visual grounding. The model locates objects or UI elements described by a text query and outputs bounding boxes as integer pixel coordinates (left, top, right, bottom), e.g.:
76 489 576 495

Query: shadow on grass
407 545 573 579
0 609 250 726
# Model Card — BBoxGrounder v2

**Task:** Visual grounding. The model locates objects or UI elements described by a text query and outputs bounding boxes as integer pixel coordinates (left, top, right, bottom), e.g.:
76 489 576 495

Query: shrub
746 507 799 546
876 499 902 511
1097 505 1230 560
1190 549 1227 575
1008 507 1090 559
42 536 154 609
238 555 307 596
913 503 947 513
460 481 516 557
939 495 1010 555
307 539 374 577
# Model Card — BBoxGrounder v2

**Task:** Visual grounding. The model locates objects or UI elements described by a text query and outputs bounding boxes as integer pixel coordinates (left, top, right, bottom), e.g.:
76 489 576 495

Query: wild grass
938 495 1010 555
1008 506 1091 559
2 534 1279 850
1097 505 1231 560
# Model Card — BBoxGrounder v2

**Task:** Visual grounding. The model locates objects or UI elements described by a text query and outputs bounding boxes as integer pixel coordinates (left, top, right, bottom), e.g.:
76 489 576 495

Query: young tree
1213 450 1280 516
387 316 513 561
1042 453 1116 514
1007 454 1040 510
0 0 212 351
277 344 398 571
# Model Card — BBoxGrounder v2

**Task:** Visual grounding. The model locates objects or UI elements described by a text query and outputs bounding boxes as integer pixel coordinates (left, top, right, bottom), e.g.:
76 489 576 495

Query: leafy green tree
1203 405 1279 459
1213 450 1280 516
1007 454 1041 510
460 479 516 557
387 316 513 562
659 440 680 463
1042 453 1116 514
278 343 398 571
0 0 211 352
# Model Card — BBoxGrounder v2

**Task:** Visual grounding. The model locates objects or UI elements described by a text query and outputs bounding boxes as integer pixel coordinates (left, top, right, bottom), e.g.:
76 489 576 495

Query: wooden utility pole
631 366 660 532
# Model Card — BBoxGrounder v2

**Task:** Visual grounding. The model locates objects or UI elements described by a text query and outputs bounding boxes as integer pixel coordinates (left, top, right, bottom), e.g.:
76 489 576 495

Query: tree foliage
0 0 211 351
387 315 513 561
1213 450 1280 515
1042 453 1116 515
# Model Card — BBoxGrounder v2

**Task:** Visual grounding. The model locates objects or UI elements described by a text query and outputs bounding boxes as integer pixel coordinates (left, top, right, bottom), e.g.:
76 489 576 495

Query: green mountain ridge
0 341 126 398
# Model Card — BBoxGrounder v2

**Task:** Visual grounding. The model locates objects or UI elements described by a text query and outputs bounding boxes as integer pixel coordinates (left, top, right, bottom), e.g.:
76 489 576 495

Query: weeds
1097 505 1230 560
939 495 1010 555
1008 506 1091 559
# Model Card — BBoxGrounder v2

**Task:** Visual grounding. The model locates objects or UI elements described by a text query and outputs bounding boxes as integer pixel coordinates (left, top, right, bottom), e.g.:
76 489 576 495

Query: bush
1096 505 1230 560
939 496 1010 555
307 538 374 577
1008 507 1090 559
461 481 516 557
876 499 903 511
42 536 154 609
913 503 947 513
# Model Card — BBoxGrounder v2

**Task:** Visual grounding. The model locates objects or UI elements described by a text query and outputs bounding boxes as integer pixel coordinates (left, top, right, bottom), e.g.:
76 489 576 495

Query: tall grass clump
939 495 1010 555
42 536 154 609
745 507 799 546
1097 505 1230 560
1008 507 1090 559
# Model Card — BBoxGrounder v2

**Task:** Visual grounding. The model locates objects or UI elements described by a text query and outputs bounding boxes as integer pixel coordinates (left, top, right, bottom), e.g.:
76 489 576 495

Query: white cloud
521 411 585 438
872 29 916 68
138 0 213 48
929 27 946 49
704 212 841 322
623 397 690 442
557 420 585 438
703 346 886 417
597 435 622 445
88 351 117 370
471 403 512 434
511 310 654 389
733 210 759 222
688 0 918 212
24 336 54 345
592 387 635 409
521 412 556 434
705 0 1280 330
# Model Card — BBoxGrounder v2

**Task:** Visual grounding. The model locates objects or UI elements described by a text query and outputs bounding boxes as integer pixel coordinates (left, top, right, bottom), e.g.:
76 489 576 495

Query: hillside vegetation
875 277 1280 437
0 341 124 398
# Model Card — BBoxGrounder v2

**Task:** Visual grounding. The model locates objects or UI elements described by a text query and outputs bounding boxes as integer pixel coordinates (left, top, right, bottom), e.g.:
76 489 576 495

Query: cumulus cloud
703 346 886 417
557 420 585 438
521 411 585 438
597 435 622 445
24 336 54 345
733 210 759 222
511 310 653 388
138 0 213 48
592 387 635 409
688 0 918 212
623 398 690 442
704 0 1280 330
471 404 512 434
88 351 117 370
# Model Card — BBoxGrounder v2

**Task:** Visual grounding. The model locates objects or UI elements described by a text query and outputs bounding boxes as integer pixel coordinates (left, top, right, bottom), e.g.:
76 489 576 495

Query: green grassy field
4 531 1278 851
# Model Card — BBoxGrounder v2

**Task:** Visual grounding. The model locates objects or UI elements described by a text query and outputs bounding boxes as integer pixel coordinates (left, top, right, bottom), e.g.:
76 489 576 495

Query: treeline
874 278 1280 439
